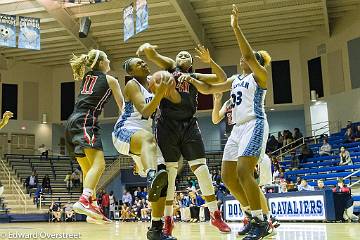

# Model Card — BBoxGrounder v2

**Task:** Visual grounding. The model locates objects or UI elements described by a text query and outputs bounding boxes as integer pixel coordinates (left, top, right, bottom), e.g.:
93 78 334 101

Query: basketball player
182 5 273 239
66 49 124 223
0 111 13 129
137 43 231 236
112 57 180 240
212 94 279 232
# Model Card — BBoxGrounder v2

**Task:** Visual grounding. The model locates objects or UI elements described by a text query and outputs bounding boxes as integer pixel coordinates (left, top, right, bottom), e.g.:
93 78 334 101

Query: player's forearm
143 47 175 70
0 119 9 129
165 89 181 104
142 94 163 118
233 25 254 61
210 59 227 83
211 100 224 124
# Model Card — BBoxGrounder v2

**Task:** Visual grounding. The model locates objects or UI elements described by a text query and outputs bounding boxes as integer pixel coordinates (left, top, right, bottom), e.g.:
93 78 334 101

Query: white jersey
114 78 154 132
231 74 267 125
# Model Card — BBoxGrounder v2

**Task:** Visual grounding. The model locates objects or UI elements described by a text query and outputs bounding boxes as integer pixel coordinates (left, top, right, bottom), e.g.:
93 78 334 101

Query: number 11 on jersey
81 75 98 95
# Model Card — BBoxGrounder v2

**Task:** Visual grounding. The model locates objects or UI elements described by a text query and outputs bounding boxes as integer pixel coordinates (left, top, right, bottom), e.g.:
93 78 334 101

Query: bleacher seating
5 154 117 209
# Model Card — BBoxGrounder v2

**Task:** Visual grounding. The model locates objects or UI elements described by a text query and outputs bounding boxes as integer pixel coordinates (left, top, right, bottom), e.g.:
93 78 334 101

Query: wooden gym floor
0 222 359 240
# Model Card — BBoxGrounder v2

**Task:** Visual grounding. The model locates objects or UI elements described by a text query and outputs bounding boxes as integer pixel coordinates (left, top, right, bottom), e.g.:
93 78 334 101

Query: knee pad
188 158 207 168
165 162 178 201
193 164 214 196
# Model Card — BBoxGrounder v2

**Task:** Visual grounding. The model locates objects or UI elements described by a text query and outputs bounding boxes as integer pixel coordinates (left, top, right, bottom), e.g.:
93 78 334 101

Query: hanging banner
0 14 16 48
18 16 40 50
124 3 134 42
136 0 148 34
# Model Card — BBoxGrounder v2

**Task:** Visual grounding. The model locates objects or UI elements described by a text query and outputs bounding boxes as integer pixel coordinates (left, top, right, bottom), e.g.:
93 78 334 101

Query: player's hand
213 93 223 102
231 4 240 28
136 43 158 56
178 74 194 84
195 44 211 64
3 111 13 119
225 98 233 108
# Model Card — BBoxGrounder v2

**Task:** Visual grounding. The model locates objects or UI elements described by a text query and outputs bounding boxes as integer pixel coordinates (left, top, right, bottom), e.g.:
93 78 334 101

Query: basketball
148 70 174 94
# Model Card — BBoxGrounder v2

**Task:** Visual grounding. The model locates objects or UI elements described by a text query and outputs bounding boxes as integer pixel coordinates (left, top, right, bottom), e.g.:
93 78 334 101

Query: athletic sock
207 200 218 213
81 188 93 200
241 205 251 217
164 205 173 217
251 209 264 221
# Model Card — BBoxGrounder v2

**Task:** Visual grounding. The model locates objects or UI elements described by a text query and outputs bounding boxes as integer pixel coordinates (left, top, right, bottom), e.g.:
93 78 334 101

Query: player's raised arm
194 44 227 83
180 75 234 95
231 4 271 89
136 43 176 70
0 111 13 129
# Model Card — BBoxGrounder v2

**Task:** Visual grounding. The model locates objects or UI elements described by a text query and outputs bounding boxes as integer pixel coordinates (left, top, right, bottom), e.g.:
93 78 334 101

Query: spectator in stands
173 196 181 220
179 192 191 222
122 190 133 205
187 177 196 189
272 166 280 182
354 125 360 142
64 201 75 222
71 170 81 188
298 179 314 191
134 187 142 198
315 179 330 191
41 174 51 194
120 202 131 221
211 170 220 183
277 132 284 148
339 146 353 166
296 177 302 187
346 120 356 133
333 178 359 222
25 171 38 193
49 201 62 222
319 139 332 156
132 197 142 220
189 191 200 223
101 190 110 219
138 187 148 200
298 143 314 162
280 182 288 193
33 186 43 207
109 191 116 220
215 184 228 210
286 130 294 146
38 144 49 160
267 135 279 152
344 128 355 143
64 172 73 192
290 152 300 169
294 128 303 140
140 198 151 221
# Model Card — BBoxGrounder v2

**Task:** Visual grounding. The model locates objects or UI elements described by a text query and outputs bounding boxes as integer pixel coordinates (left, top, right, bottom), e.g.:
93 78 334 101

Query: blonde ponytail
69 49 106 81
70 53 89 81
258 50 271 67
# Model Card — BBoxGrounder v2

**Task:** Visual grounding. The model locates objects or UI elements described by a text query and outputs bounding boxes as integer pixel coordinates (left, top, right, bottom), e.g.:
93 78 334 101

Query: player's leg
155 119 181 238
129 130 168 202
238 120 273 240
221 160 255 235
182 118 230 233
73 148 109 221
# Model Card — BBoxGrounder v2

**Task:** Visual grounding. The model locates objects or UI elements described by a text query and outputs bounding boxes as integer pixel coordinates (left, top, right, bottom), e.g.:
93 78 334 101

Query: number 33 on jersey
230 73 267 125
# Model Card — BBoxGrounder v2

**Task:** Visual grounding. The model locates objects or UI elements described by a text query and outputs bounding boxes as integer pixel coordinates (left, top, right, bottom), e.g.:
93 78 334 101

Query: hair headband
91 50 100 69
